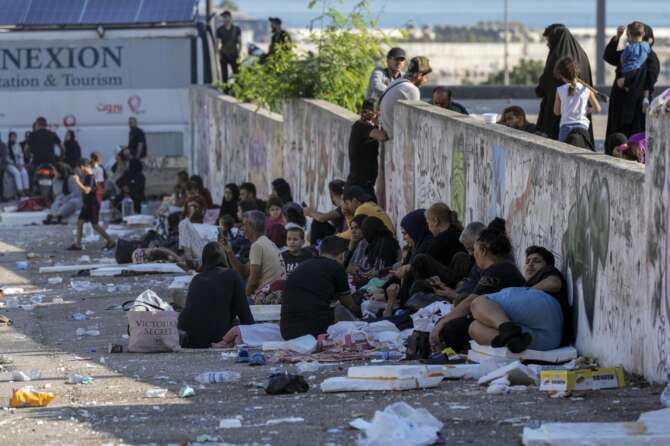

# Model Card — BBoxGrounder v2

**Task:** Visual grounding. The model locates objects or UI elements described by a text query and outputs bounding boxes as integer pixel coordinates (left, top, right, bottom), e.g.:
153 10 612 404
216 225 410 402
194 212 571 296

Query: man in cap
265 17 292 62
377 56 432 141
216 10 242 83
366 47 407 102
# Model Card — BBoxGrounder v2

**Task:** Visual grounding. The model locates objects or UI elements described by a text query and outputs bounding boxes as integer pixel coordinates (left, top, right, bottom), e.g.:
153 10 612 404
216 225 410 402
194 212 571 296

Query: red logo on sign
97 103 123 114
128 95 144 114
63 115 77 127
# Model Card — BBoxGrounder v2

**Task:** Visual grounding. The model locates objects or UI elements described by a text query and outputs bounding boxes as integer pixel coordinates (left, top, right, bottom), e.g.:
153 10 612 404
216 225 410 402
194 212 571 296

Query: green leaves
225 0 394 113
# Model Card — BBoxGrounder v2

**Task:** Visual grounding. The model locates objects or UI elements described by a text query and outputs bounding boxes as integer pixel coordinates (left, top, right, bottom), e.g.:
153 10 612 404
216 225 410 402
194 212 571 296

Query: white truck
0 22 218 163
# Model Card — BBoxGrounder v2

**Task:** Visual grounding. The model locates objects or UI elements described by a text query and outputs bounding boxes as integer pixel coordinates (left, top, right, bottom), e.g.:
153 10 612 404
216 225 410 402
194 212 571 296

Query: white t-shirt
379 78 420 140
93 165 105 183
557 82 590 128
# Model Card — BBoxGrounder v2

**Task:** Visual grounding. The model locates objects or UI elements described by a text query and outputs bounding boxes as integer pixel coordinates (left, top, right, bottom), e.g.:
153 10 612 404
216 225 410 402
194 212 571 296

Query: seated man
178 242 254 348
338 185 394 240
224 210 286 303
431 86 469 115
498 106 547 137
304 179 348 245
280 236 359 340
467 246 573 352
240 182 266 212
282 225 315 278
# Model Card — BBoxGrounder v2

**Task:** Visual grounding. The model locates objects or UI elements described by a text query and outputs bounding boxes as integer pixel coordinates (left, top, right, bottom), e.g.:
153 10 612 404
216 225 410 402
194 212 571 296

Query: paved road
0 224 663 445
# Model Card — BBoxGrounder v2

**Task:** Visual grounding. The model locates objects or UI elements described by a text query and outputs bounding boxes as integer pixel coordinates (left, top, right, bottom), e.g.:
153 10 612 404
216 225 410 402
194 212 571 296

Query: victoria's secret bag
124 290 180 353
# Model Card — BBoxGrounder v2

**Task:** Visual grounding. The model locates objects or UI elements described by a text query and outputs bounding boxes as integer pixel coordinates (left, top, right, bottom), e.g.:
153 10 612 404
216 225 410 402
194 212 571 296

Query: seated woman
467 246 573 352
219 183 240 222
174 171 190 207
177 242 254 348
344 214 369 274
271 178 293 204
181 181 208 224
352 216 400 287
265 194 287 248
429 227 526 353
608 132 646 164
43 163 82 225
189 175 214 209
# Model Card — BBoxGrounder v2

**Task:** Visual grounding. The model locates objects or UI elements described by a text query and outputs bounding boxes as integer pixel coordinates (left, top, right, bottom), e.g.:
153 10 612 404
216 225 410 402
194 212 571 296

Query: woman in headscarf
219 183 240 222
604 23 660 140
535 24 594 141
178 242 254 348
271 178 293 204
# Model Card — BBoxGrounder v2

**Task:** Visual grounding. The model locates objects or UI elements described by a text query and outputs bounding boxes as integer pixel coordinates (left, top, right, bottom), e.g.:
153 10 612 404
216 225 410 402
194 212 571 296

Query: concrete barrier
190 87 283 204
188 86 669 382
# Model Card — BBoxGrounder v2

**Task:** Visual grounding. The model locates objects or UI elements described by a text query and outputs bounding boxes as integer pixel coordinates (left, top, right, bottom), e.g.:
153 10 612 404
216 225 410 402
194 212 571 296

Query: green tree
483 58 544 85
227 0 398 113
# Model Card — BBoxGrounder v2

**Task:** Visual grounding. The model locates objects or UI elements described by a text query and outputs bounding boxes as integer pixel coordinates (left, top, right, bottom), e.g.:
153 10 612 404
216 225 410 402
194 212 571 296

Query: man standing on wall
216 10 242 84
126 117 147 160
377 56 432 141
366 47 407 103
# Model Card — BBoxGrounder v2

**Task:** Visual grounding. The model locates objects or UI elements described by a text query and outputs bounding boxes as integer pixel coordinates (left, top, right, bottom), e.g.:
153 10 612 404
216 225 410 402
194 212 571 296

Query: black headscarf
536 25 593 140
271 178 293 204
201 242 228 271
220 183 240 221
362 216 399 270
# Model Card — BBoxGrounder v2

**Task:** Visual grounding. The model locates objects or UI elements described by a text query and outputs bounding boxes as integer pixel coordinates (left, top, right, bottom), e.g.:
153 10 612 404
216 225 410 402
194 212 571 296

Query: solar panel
81 0 140 25
137 0 197 23
23 0 86 25
0 0 30 26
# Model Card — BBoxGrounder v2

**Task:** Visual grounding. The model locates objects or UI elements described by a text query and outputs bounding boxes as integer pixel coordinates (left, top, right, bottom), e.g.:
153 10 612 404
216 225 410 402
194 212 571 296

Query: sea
231 0 670 29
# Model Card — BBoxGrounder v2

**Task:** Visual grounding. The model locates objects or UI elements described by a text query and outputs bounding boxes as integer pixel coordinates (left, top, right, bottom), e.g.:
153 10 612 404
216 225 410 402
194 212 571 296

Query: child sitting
617 22 651 89
281 226 315 277
553 56 601 142
67 158 116 251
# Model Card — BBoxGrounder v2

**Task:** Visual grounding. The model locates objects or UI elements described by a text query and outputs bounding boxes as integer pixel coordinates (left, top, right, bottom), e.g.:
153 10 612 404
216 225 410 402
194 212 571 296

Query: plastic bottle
661 374 670 408
194 371 241 384
121 196 135 219
368 351 404 361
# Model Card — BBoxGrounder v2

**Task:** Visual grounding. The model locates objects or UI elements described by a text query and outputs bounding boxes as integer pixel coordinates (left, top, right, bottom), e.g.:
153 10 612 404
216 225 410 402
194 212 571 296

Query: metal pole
206 0 212 22
596 0 606 86
503 0 509 86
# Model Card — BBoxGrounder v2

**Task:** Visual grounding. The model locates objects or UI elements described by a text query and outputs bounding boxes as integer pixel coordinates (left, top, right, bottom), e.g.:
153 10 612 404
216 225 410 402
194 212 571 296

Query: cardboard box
540 367 624 393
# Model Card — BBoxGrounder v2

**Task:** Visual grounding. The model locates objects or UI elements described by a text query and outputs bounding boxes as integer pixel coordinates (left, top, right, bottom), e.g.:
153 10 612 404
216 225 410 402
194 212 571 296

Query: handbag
125 290 180 353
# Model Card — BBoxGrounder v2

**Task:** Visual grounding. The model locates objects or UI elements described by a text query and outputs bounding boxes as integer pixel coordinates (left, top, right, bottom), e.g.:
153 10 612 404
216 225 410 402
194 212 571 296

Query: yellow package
540 367 625 393
10 387 56 408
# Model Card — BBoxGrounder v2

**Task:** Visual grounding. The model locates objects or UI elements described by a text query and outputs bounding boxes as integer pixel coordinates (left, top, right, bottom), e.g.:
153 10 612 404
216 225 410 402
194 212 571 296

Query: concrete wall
190 87 283 204
282 99 357 213
189 85 670 382
392 100 668 382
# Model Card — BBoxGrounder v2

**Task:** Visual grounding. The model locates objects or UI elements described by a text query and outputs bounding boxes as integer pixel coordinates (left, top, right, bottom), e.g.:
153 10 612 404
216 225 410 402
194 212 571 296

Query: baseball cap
407 56 432 75
387 47 406 59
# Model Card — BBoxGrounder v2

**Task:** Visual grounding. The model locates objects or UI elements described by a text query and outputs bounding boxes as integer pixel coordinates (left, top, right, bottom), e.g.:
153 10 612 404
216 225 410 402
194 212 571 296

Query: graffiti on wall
450 133 465 220
562 168 610 333
487 144 507 219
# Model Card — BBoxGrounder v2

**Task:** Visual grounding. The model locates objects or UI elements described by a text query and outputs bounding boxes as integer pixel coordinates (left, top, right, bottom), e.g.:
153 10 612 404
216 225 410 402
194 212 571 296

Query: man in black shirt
239 182 266 211
280 236 358 340
264 17 291 62
126 117 147 159
498 106 547 137
346 100 387 199
216 10 242 83
25 117 62 167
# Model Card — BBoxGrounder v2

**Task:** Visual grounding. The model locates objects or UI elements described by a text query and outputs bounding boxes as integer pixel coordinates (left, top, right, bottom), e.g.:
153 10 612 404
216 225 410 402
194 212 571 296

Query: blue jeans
559 123 588 142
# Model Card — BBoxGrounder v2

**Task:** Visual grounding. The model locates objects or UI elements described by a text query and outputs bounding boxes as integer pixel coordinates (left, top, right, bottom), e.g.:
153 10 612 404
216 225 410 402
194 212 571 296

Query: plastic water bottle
121 196 134 219
661 374 670 408
195 371 241 384
368 351 404 361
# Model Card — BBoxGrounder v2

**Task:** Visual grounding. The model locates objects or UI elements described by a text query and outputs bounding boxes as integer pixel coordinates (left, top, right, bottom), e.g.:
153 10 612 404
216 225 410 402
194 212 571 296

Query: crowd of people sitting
169 170 573 362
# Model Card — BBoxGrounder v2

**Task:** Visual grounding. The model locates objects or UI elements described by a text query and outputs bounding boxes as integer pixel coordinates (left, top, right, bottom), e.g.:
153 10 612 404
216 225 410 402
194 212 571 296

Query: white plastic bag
350 401 443 446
